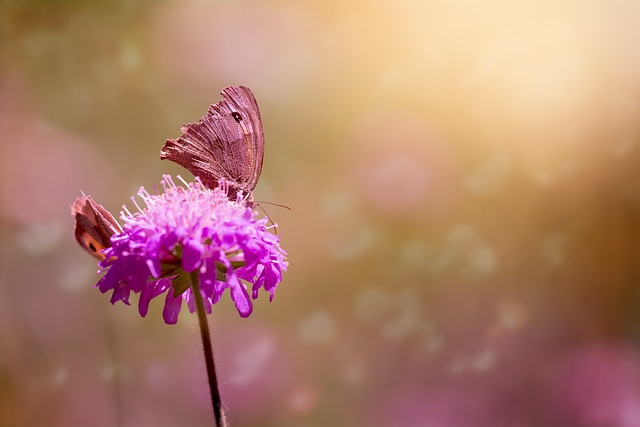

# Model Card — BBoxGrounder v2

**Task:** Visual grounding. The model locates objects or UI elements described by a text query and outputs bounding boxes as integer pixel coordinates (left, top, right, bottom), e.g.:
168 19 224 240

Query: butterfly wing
160 85 265 198
71 195 122 260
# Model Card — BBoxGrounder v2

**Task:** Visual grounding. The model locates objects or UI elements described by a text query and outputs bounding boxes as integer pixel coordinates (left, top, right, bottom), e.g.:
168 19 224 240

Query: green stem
190 271 226 427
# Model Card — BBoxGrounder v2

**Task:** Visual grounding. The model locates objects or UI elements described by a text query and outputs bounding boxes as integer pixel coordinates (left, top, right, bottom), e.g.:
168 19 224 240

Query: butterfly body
160 85 265 201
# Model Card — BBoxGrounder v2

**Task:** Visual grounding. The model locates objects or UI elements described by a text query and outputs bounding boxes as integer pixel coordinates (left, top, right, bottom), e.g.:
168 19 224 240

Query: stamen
130 195 146 216
121 204 133 218
177 175 190 188
163 174 177 190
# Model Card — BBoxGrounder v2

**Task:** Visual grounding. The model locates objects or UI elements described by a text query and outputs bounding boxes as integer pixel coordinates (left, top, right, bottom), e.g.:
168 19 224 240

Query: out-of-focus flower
91 175 287 324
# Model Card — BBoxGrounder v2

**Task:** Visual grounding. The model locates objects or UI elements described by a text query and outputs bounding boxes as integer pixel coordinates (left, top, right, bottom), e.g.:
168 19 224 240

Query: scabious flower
96 175 287 324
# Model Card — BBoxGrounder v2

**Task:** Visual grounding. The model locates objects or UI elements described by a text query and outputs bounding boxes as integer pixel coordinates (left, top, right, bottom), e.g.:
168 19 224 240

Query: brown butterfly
71 195 122 260
160 85 265 202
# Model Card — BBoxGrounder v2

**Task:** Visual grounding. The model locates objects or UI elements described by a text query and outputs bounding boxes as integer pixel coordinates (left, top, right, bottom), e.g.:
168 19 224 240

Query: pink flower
95 175 287 324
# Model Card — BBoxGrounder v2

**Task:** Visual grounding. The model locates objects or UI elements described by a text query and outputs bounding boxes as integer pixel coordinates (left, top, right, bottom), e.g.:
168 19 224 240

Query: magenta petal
229 274 253 317
145 235 162 277
139 279 170 317
212 280 227 303
163 291 183 324
182 239 204 272
185 287 212 314
138 283 153 317
97 265 120 293
146 259 161 278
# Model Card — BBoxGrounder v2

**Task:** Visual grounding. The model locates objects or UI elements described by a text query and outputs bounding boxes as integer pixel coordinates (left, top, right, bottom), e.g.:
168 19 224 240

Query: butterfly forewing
160 85 265 199
220 85 264 190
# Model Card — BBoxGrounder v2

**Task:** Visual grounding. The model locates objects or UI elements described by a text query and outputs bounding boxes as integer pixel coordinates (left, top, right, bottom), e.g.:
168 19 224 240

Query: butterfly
160 85 265 202
71 195 122 260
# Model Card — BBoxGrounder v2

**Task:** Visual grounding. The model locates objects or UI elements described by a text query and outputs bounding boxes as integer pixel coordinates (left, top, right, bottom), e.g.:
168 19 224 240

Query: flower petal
182 239 204 272
228 273 253 318
163 290 183 324
139 279 170 317
145 234 162 277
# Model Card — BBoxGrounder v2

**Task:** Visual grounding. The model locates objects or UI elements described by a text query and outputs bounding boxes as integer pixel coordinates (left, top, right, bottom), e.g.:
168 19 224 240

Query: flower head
95 175 287 324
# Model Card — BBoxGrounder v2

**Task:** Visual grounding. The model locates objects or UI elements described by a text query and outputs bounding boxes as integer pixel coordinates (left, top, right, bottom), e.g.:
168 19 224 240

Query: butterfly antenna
254 201 292 211
256 204 276 232
254 202 291 235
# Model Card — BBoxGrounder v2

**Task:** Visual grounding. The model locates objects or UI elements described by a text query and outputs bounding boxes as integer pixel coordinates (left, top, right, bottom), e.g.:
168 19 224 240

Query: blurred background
2 0 640 426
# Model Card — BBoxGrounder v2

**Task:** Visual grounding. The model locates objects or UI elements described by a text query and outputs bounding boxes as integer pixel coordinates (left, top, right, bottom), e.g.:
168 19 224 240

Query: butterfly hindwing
71 195 122 260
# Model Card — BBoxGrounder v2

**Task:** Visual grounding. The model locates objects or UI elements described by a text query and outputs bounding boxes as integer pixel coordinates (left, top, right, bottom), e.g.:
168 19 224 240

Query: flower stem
190 271 226 427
